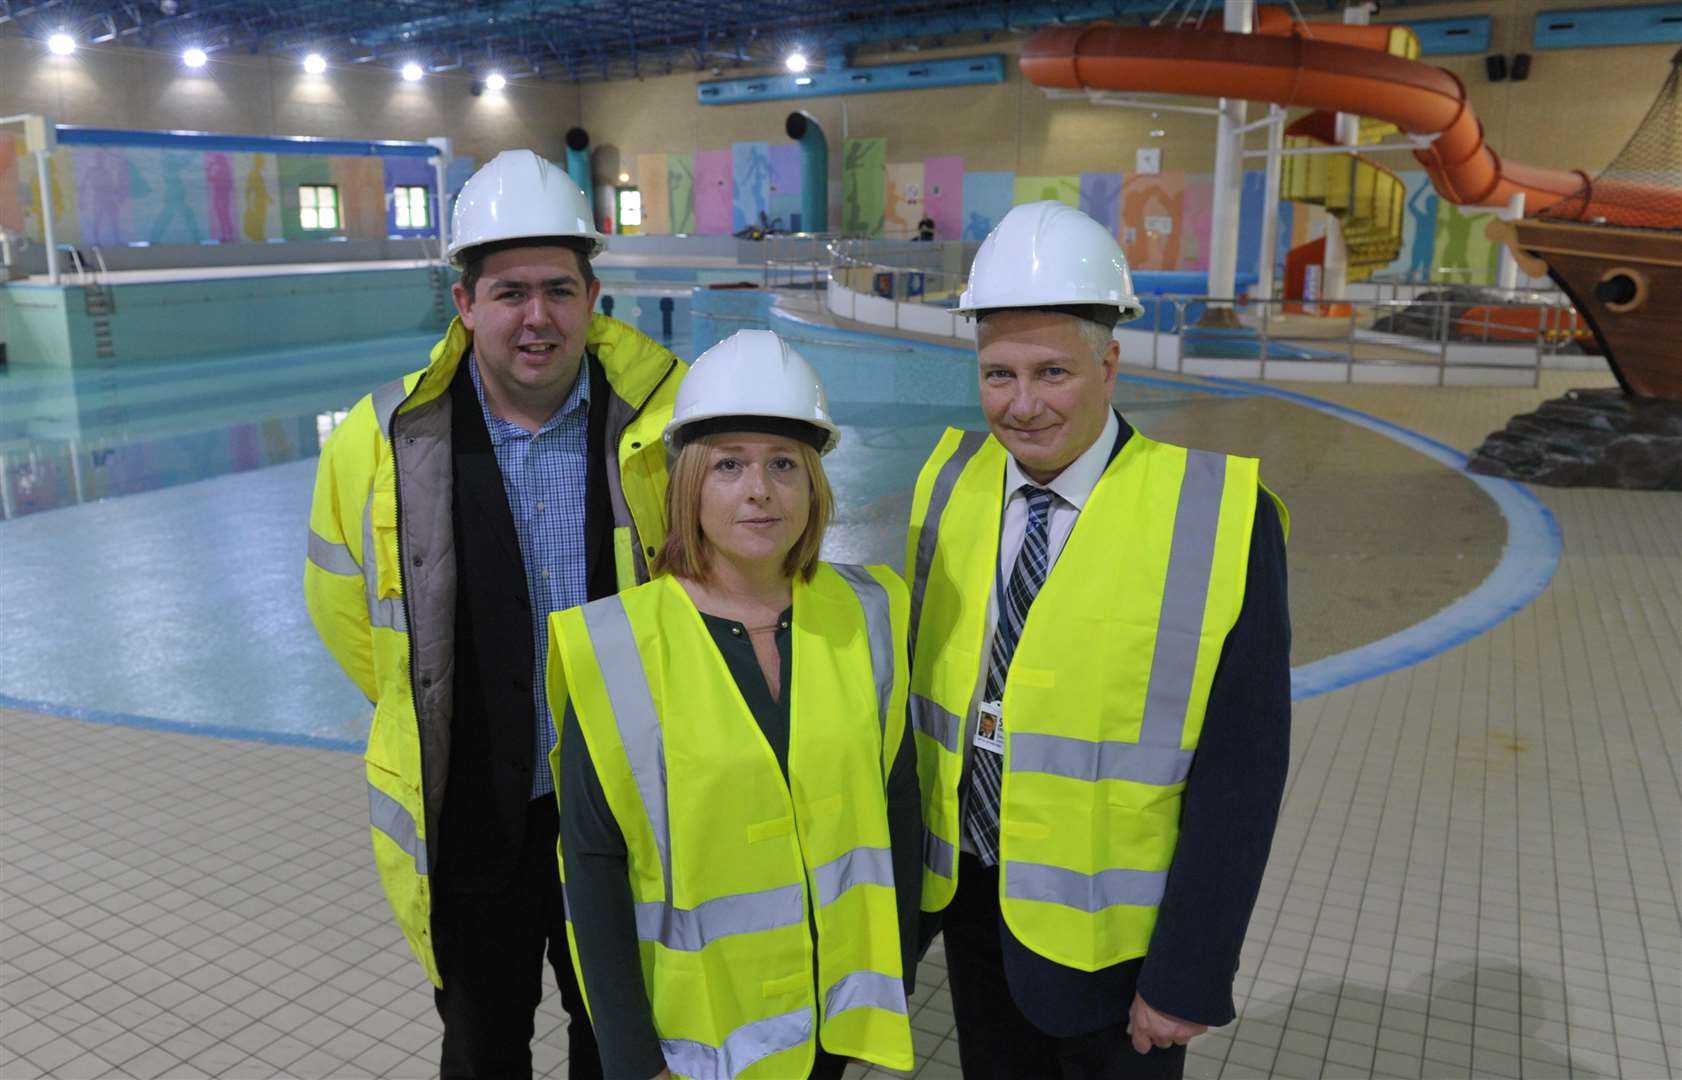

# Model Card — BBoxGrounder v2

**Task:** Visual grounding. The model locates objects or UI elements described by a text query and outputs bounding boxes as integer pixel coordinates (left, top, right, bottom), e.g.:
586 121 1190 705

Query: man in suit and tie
903 200 1292 1079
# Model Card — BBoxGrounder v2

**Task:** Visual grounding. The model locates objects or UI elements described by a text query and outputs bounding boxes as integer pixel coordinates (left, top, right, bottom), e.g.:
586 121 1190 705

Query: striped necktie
965 485 1055 867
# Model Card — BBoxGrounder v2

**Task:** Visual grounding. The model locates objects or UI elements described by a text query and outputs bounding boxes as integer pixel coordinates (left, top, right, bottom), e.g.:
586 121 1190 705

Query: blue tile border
1178 375 1563 701
0 692 364 753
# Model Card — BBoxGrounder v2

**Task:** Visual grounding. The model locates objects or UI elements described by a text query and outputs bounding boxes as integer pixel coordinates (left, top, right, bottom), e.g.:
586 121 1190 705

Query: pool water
0 323 695 519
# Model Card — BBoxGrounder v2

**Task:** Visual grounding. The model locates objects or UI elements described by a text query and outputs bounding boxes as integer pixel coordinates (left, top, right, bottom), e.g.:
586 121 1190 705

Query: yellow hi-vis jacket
905 427 1287 972
303 314 684 986
547 567 916 1079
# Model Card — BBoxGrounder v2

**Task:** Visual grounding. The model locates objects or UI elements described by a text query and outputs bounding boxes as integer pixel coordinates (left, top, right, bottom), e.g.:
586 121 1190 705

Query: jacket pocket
370 492 403 600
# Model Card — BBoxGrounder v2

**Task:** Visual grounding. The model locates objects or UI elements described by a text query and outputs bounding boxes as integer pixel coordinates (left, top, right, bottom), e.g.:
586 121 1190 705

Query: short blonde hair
653 435 833 583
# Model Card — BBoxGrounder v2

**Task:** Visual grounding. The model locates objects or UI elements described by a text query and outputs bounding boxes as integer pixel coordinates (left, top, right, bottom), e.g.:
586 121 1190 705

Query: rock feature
1468 388 1682 490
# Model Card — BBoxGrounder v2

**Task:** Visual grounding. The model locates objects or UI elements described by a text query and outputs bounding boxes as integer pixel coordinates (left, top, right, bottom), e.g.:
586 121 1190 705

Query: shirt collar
1003 408 1119 511
467 349 592 444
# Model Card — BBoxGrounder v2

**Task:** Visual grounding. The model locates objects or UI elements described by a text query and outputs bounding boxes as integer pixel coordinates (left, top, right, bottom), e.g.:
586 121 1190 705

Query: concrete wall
5 4 1667 185
578 7 1671 179
0 34 582 167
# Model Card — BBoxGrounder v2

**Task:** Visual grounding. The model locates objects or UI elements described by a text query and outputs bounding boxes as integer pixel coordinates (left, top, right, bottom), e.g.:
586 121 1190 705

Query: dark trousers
942 854 1185 1080
434 798 601 1080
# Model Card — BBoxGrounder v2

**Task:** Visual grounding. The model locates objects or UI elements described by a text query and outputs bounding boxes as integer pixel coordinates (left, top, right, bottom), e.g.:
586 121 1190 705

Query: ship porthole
1595 267 1648 314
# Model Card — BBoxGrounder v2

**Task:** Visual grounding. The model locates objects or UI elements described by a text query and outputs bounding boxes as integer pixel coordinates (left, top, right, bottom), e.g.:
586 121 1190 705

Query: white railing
821 241 1602 386
1122 296 1600 387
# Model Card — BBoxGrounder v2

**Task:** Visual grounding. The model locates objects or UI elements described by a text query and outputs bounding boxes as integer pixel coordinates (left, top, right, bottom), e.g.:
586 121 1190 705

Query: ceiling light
1150 128 1166 137
183 47 207 68
617 172 630 184
402 62 423 81
48 33 76 56
786 51 808 73
485 72 506 91
303 52 327 74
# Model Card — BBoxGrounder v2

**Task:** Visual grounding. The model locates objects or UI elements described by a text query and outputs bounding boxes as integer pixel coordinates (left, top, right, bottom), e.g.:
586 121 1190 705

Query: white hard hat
664 330 840 455
955 201 1143 324
448 149 606 267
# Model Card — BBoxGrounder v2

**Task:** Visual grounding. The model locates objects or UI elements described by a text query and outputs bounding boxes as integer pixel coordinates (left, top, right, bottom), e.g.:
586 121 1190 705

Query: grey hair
1071 317 1115 363
976 308 1116 367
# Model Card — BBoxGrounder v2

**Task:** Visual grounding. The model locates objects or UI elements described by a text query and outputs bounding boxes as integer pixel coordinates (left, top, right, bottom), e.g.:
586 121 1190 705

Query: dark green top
559 604 923 1080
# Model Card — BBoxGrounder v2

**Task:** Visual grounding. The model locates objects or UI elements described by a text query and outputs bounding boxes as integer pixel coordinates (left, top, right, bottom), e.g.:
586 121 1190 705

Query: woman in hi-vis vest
547 330 921 1080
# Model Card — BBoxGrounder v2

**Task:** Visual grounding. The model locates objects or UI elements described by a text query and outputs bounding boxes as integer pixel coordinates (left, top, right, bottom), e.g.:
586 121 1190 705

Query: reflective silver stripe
908 430 989 658
661 1008 812 1080
634 883 805 952
1005 861 1167 912
922 828 955 880
362 494 408 632
910 694 961 754
830 564 893 738
370 596 407 632
580 598 673 897
824 970 908 1019
1140 450 1227 749
372 376 409 438
308 530 361 576
368 783 428 875
812 846 895 908
1010 733 1194 787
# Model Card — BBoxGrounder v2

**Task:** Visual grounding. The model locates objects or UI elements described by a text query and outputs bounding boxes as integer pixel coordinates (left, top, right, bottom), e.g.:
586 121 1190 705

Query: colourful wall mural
1432 201 1501 285
1122 172 1186 271
842 138 886 237
767 144 803 232
883 162 925 240
693 150 733 236
1013 175 1079 209
1177 175 1214 272
7 141 437 250
923 157 964 242
1079 172 1124 239
668 154 696 234
961 172 1014 241
0 136 25 236
638 153 672 236
0 134 1479 285
731 141 771 233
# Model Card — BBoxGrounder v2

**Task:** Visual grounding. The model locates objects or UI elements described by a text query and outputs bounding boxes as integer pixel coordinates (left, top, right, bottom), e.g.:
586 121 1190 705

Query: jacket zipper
387 402 432 874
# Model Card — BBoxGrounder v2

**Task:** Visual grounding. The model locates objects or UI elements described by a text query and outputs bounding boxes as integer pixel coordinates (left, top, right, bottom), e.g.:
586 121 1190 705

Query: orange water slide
1019 23 1657 224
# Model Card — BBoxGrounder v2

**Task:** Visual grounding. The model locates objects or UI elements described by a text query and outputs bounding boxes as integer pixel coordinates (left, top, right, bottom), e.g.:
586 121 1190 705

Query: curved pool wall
696 288 985 409
1 267 450 369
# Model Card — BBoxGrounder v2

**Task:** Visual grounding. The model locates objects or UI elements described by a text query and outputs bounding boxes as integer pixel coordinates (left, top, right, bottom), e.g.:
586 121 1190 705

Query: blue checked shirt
469 353 591 799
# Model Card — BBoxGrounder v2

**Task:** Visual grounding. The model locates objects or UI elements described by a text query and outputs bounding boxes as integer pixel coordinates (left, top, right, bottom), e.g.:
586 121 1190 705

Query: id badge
973 700 1005 754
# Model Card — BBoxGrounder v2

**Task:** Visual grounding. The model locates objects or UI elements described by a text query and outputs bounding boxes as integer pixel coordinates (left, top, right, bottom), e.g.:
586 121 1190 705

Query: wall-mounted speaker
1510 52 1532 81
1485 54 1508 81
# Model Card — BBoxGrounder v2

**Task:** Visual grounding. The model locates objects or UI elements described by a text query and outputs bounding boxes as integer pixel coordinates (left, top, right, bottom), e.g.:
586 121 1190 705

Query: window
393 185 430 229
298 184 339 230
617 188 642 233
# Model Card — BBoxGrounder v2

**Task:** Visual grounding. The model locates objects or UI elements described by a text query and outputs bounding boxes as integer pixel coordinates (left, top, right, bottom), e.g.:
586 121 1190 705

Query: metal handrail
1158 295 1573 386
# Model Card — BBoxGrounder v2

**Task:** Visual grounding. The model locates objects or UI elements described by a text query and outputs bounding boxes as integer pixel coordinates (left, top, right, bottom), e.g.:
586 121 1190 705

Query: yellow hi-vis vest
303 315 683 987
905 428 1285 972
547 566 916 1079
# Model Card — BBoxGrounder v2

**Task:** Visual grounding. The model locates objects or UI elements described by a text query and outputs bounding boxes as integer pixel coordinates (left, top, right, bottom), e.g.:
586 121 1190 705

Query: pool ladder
423 238 450 328
83 282 116 361
428 262 450 328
